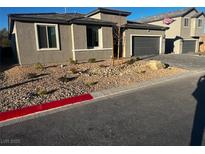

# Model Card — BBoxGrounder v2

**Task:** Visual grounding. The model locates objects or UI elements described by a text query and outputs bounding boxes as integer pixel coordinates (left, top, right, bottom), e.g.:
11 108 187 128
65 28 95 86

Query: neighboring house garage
182 40 196 53
132 36 160 56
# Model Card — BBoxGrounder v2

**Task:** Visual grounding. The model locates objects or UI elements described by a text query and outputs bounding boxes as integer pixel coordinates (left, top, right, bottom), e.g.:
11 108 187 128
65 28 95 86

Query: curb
1 70 205 127
91 70 205 100
0 93 93 126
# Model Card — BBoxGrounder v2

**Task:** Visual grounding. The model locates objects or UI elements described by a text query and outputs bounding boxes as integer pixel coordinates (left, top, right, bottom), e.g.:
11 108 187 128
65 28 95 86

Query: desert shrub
85 81 98 87
36 87 48 96
69 58 78 64
26 73 37 79
69 67 79 74
88 58 96 63
99 64 109 68
135 57 142 61
58 75 78 82
126 58 136 65
34 63 44 70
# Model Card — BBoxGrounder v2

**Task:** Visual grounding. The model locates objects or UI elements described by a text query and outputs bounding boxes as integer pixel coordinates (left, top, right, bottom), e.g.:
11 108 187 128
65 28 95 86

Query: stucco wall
102 26 113 48
180 10 198 38
15 21 73 65
191 14 205 37
89 12 127 26
89 13 101 20
150 17 181 39
123 29 166 58
72 24 113 62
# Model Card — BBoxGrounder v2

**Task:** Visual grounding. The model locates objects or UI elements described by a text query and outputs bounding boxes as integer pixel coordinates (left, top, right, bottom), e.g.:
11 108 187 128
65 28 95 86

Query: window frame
86 26 100 49
184 18 189 27
34 23 60 51
198 19 202 27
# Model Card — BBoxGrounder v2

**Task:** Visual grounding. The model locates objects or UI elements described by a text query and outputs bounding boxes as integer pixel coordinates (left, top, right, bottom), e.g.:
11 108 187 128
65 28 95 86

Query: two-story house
138 7 205 54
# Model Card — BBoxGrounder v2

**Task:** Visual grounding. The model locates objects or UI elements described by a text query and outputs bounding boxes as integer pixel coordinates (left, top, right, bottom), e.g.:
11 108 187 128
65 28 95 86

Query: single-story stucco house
8 8 168 65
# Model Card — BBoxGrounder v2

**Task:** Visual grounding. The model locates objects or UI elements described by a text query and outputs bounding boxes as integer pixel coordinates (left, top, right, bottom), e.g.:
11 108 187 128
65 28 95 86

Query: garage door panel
132 36 160 56
182 40 196 53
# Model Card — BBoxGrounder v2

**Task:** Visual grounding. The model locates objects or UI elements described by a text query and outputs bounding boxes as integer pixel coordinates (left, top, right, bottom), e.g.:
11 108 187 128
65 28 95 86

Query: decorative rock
147 60 166 70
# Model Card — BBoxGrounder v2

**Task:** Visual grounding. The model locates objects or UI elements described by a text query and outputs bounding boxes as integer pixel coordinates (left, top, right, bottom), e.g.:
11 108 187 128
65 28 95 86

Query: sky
1 7 205 30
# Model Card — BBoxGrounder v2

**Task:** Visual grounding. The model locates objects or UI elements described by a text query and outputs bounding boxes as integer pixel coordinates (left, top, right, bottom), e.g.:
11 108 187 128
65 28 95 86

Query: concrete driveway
151 54 205 70
1 70 205 145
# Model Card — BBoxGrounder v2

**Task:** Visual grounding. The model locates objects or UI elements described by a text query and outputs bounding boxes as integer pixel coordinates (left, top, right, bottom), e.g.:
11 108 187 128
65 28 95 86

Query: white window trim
183 17 189 28
198 18 202 27
129 34 163 57
34 23 60 51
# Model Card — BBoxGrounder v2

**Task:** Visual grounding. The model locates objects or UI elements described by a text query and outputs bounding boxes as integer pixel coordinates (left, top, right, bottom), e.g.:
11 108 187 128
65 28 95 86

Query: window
35 24 59 50
198 19 202 27
86 26 100 48
184 18 189 27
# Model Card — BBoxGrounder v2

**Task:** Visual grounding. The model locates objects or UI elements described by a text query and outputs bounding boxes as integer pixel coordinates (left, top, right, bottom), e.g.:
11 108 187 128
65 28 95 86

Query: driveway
151 54 205 70
0 71 205 145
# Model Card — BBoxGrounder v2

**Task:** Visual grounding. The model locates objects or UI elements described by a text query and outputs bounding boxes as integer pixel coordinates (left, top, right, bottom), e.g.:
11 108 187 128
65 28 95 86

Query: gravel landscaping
0 59 186 112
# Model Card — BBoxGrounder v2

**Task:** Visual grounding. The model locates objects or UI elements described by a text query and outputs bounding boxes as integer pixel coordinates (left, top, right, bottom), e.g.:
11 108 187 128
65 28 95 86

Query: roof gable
191 12 205 18
138 7 198 23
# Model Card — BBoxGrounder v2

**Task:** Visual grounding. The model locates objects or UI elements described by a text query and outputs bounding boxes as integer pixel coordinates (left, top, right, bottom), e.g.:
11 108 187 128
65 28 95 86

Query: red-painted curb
0 93 93 122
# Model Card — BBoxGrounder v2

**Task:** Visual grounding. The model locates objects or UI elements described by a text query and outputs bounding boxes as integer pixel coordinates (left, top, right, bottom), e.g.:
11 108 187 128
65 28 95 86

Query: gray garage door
182 40 196 53
132 36 160 56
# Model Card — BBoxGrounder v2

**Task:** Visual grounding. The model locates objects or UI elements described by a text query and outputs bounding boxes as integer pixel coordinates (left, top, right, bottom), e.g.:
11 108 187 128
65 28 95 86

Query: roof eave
86 8 131 17
70 19 116 26
122 24 169 31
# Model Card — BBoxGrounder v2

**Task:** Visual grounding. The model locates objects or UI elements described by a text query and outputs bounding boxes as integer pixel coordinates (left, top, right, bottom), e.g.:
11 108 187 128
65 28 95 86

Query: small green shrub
36 87 48 96
88 58 96 63
26 73 37 79
70 67 78 74
34 63 44 70
58 75 77 82
85 81 98 87
135 57 142 61
69 58 78 64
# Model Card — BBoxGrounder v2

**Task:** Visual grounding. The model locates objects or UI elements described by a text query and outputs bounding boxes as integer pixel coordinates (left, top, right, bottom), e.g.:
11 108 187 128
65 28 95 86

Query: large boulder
147 60 166 70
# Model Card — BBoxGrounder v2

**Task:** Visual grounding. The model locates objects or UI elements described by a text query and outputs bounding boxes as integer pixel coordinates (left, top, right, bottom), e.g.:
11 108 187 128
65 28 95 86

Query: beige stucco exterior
89 12 127 25
123 29 166 58
191 14 205 37
180 10 198 38
150 17 181 39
